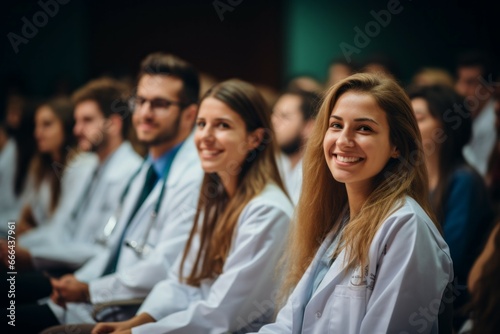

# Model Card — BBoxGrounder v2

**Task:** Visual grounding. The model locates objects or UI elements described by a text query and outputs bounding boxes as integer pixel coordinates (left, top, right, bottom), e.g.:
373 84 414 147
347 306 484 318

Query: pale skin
91 97 263 334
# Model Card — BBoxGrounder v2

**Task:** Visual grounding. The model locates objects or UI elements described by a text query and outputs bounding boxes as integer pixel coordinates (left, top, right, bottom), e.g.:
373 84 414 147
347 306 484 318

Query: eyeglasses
129 96 185 113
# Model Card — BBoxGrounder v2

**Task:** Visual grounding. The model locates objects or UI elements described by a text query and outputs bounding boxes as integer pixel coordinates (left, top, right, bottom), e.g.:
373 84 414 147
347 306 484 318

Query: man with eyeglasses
15 53 204 333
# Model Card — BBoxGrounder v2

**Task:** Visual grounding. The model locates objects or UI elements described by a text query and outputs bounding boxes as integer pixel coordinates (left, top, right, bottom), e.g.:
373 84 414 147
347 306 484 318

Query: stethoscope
95 145 180 257
94 162 144 246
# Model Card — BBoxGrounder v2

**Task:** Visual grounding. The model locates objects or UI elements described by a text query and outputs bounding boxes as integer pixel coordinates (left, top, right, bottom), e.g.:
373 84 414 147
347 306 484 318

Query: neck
345 183 372 217
425 151 440 191
149 135 185 160
287 150 303 169
97 137 123 163
51 150 62 163
220 172 239 198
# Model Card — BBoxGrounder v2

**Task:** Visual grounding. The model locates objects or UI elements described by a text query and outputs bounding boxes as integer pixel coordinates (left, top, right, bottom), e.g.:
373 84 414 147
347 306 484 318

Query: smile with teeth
335 154 362 163
200 149 222 158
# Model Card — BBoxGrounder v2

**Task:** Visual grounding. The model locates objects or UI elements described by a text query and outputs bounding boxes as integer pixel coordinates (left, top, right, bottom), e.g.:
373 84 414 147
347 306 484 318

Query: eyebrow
197 117 235 123
330 115 379 125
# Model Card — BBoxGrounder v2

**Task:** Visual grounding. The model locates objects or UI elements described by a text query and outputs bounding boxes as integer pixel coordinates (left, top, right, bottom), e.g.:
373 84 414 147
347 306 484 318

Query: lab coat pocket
329 284 367 333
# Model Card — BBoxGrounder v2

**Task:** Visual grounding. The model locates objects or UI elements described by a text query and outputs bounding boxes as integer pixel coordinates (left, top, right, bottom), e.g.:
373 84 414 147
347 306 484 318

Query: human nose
199 124 215 142
336 128 354 148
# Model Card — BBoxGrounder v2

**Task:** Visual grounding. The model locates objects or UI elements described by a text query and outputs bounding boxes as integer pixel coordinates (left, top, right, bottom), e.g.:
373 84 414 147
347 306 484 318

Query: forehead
411 98 430 113
198 97 244 121
331 92 387 121
36 105 56 119
137 74 183 99
274 94 301 112
74 100 103 117
457 66 483 78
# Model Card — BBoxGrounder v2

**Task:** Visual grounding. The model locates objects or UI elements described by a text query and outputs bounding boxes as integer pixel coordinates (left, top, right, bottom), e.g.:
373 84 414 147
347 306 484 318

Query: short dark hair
281 88 320 121
138 53 200 107
71 77 131 138
456 50 496 79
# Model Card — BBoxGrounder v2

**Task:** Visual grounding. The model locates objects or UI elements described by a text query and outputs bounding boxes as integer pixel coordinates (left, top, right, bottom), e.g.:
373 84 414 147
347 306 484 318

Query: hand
92 313 155 334
92 321 133 334
50 274 90 307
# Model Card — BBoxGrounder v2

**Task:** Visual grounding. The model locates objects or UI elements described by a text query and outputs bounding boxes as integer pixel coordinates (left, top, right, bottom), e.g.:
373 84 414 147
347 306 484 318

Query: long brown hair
407 85 471 222
179 79 286 286
279 73 436 300
467 222 500 334
31 97 76 213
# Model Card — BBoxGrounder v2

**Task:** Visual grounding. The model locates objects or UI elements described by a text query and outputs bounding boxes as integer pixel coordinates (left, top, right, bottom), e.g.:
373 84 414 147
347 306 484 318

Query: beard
280 134 302 156
138 112 181 147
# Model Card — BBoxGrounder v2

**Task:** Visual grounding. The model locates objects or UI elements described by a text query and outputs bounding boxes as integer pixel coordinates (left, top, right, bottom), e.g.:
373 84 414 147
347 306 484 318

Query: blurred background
1 0 499 107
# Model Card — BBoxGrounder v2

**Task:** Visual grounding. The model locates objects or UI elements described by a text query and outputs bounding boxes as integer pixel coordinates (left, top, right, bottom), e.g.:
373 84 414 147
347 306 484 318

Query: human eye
196 120 206 128
151 99 171 110
329 122 342 129
358 125 373 132
217 122 230 129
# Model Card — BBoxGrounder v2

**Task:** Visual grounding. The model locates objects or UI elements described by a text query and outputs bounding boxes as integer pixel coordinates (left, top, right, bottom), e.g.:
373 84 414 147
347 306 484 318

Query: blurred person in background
456 50 497 177
409 85 494 330
0 117 18 235
2 77 142 276
459 221 500 334
16 97 77 234
326 57 355 89
485 85 500 216
410 67 455 89
272 88 319 204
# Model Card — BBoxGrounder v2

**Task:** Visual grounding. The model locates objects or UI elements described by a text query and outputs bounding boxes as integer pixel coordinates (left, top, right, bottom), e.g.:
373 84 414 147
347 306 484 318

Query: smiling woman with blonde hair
256 73 453 334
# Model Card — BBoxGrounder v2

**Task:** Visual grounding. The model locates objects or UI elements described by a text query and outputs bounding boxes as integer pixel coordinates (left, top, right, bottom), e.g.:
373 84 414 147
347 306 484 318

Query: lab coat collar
100 141 138 181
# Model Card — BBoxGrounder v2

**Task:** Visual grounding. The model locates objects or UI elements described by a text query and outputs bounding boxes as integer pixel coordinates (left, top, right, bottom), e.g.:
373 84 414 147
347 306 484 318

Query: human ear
391 146 400 158
248 128 265 150
107 114 123 137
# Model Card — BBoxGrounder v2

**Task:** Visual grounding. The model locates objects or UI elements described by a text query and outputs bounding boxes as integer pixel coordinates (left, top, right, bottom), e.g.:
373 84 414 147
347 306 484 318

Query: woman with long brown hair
91 79 293 333
409 85 494 330
16 97 76 234
257 73 453 333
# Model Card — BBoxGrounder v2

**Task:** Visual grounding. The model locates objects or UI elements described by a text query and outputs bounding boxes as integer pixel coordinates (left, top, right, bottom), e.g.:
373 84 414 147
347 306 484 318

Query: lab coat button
315 311 322 319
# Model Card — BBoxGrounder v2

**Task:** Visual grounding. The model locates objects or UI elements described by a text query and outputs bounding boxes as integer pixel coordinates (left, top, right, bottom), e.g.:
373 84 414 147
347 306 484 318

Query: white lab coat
132 183 294 334
25 142 142 270
0 138 19 234
276 153 302 205
18 152 98 249
48 135 204 324
256 196 453 334
463 99 496 176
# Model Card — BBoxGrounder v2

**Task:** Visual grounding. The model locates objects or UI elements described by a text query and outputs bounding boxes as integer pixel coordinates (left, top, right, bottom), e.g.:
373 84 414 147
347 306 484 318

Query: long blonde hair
180 79 287 286
279 73 436 300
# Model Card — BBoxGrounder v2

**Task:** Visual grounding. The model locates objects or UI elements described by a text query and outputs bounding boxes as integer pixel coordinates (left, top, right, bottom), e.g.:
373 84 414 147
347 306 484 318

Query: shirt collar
147 142 184 179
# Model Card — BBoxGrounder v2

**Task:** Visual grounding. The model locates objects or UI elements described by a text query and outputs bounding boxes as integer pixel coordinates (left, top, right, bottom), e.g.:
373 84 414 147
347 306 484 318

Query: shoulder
62 152 98 177
239 184 294 222
447 165 489 200
375 197 447 252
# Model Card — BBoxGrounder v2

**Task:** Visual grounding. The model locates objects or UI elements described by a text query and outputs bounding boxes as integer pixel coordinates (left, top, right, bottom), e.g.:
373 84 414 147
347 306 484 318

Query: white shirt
463 99 496 176
0 138 20 233
24 142 142 270
276 153 303 205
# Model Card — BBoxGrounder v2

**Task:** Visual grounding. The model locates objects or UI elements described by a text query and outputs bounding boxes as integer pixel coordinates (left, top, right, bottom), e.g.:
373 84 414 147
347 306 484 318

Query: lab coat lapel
308 239 349 302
